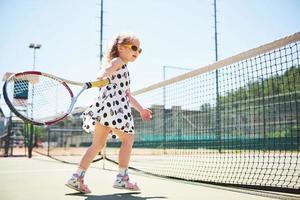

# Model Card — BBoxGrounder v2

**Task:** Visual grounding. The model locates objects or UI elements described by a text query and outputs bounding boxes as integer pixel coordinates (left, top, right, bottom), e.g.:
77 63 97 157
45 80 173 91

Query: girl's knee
89 143 103 153
112 128 135 146
122 134 134 146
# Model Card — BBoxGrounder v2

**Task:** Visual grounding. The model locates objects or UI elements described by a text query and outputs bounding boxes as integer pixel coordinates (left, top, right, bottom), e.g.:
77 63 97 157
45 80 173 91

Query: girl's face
118 39 141 63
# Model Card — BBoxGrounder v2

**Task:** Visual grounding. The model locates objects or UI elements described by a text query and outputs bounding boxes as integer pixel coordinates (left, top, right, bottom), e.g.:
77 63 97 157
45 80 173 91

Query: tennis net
105 32 300 193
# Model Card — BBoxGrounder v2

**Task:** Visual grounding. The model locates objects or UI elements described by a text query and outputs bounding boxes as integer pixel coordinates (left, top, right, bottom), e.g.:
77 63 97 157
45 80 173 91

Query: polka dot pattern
82 64 134 134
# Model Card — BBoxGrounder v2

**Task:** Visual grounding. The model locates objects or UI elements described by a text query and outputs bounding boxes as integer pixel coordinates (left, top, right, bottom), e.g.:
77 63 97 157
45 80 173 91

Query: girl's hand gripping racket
3 71 110 126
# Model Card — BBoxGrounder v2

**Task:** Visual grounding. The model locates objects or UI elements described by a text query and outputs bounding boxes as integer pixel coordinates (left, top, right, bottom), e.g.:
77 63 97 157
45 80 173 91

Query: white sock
75 168 86 178
119 168 128 176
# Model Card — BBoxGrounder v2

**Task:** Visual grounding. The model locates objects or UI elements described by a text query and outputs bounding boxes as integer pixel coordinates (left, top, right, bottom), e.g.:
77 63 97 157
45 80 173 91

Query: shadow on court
65 192 167 200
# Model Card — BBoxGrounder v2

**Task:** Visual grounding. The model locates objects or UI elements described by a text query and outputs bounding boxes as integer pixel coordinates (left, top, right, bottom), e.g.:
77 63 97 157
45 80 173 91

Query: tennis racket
3 71 109 126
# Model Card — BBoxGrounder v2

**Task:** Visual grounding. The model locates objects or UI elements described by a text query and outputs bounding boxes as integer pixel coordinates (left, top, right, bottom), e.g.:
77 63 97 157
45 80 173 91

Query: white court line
0 168 72 174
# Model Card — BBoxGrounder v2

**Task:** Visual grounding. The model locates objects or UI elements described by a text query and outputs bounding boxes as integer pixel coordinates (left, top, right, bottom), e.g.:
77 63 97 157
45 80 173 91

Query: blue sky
0 0 299 115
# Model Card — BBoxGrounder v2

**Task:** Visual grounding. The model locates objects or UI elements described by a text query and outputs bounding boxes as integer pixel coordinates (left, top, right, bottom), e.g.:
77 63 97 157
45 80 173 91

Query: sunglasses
124 44 142 54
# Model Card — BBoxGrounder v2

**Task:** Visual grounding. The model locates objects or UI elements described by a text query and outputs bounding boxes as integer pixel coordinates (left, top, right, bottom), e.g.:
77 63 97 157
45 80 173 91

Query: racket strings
7 74 73 123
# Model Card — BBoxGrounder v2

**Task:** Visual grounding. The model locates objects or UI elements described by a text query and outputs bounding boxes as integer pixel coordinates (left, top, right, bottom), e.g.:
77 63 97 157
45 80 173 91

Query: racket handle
85 78 110 88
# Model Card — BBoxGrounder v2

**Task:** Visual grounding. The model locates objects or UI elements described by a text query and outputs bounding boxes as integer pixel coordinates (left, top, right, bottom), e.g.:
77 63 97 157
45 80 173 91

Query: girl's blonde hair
102 33 139 66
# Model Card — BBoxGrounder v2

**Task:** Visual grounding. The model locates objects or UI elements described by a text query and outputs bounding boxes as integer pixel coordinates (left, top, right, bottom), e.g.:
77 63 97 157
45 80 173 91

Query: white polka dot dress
82 64 134 134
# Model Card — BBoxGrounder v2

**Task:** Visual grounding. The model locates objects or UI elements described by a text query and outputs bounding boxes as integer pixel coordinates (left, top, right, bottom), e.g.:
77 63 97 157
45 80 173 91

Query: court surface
1 155 300 200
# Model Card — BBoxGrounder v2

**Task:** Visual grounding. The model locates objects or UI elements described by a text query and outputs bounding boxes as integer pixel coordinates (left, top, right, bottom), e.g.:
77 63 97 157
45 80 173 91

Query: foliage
204 65 300 108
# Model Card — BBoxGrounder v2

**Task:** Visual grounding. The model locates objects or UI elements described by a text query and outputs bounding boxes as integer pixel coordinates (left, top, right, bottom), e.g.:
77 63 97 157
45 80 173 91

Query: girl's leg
111 128 139 190
66 123 110 193
112 128 134 169
79 123 111 170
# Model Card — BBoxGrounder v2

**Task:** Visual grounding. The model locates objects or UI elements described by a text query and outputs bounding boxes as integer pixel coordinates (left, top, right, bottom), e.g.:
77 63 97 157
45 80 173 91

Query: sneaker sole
113 185 140 191
65 183 91 194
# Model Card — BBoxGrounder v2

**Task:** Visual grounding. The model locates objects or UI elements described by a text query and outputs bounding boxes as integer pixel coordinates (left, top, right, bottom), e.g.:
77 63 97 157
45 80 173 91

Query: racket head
3 71 74 126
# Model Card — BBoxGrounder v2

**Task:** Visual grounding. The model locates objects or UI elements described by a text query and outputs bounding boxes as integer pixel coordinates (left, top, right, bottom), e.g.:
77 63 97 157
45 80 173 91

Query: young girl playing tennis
66 33 152 193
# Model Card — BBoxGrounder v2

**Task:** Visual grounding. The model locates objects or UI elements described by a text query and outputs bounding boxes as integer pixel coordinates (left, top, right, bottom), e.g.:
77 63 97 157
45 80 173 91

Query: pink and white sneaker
65 174 91 193
113 174 140 191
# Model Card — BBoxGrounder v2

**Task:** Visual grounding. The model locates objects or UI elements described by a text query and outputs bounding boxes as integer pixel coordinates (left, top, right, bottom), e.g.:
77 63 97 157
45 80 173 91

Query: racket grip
86 78 110 88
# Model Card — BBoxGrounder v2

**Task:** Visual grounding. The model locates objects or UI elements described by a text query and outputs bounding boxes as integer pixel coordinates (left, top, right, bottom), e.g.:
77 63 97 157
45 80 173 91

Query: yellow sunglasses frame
123 44 142 54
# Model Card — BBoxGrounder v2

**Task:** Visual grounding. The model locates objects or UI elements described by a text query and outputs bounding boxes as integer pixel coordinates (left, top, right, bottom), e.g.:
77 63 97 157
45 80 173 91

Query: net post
24 122 27 156
28 123 34 158
4 114 12 157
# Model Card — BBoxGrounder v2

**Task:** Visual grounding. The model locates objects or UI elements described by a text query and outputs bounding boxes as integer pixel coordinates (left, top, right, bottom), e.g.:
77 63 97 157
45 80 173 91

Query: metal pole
24 123 27 156
214 0 218 61
162 66 193 153
163 66 166 153
29 49 36 157
4 112 12 156
28 124 33 158
33 48 36 70
28 43 41 158
99 0 104 67
213 0 221 153
262 78 266 150
99 0 106 167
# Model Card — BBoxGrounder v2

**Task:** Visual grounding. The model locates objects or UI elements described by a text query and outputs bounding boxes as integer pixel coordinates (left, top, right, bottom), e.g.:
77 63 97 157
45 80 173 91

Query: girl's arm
126 90 152 121
127 94 144 113
96 58 124 79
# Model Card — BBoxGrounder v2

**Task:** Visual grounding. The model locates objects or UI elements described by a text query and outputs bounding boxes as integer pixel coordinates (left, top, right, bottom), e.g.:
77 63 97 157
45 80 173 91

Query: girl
66 33 152 193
